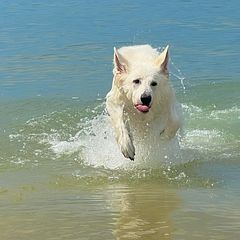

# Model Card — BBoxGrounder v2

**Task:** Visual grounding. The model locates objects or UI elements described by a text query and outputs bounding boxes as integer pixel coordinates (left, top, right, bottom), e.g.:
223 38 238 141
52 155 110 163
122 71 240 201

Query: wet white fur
106 45 181 161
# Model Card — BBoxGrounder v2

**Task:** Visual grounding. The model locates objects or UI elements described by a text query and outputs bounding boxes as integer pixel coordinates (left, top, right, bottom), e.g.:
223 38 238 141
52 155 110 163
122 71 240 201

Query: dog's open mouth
135 104 151 113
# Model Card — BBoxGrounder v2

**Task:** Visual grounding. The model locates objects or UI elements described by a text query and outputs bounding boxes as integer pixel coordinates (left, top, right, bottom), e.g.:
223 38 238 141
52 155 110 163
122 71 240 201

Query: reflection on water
174 187 240 239
0 178 178 240
2 160 239 240
109 184 178 239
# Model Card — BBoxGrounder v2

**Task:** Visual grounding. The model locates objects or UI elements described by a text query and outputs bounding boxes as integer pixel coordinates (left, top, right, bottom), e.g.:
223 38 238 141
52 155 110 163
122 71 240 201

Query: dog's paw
119 133 135 160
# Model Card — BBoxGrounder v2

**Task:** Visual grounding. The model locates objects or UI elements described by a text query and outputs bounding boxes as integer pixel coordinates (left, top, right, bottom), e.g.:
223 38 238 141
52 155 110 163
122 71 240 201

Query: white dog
106 45 181 161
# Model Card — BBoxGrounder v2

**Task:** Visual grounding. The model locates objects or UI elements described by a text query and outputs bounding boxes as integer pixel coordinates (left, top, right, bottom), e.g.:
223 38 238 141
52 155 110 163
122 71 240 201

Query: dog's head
113 45 170 114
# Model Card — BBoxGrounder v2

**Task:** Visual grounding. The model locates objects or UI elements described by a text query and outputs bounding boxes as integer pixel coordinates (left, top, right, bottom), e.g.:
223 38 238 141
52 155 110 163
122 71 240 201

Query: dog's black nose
141 94 152 106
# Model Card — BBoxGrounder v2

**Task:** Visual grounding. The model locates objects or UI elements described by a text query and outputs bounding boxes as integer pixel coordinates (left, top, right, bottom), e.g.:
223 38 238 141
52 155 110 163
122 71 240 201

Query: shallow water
0 1 240 239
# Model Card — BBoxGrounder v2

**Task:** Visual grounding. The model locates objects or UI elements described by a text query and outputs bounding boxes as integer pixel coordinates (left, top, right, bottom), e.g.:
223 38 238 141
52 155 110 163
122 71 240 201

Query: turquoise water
0 1 240 239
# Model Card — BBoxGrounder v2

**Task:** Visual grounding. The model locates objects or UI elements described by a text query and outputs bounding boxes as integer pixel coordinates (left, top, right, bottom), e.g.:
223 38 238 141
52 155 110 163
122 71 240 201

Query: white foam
181 129 225 151
47 104 238 169
48 112 183 170
80 114 132 169
50 140 84 156
209 106 240 120
182 104 203 117
48 113 129 169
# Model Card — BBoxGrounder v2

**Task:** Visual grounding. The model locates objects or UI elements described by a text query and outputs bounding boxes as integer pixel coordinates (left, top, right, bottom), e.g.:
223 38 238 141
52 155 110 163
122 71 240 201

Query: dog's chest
129 120 179 164
129 117 166 141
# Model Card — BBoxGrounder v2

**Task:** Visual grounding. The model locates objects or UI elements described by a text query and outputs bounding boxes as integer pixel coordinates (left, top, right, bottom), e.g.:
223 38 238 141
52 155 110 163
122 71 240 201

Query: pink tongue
135 104 150 112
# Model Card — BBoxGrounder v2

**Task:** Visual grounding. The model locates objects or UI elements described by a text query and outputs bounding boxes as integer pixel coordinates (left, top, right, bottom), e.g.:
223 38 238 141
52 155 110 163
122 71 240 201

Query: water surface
0 1 239 239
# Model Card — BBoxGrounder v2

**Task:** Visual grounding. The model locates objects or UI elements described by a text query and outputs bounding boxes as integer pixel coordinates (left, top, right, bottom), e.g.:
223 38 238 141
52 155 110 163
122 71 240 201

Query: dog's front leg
106 100 135 160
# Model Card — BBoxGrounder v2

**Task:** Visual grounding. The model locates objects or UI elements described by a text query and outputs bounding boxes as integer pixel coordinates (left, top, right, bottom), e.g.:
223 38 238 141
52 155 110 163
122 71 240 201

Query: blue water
0 1 239 239
1 0 239 100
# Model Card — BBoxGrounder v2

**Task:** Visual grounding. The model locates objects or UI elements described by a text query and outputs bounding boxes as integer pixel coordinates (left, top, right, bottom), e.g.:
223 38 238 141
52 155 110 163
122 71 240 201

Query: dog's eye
151 81 158 86
133 79 141 84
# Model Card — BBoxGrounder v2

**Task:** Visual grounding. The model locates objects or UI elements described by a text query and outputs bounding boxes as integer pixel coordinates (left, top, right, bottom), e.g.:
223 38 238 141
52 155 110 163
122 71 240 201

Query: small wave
209 106 240 120
182 103 203 116
181 129 225 151
6 103 238 172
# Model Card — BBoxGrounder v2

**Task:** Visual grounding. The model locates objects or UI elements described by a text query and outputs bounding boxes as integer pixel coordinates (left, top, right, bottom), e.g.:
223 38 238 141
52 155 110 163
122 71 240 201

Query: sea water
0 1 239 239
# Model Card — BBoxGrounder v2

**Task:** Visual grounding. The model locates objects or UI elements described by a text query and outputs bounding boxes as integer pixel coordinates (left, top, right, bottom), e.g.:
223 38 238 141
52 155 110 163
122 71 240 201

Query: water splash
170 60 187 93
5 101 239 183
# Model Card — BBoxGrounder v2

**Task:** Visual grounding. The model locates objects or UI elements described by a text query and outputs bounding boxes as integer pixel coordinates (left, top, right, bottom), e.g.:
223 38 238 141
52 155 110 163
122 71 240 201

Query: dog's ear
155 45 169 73
113 47 128 74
